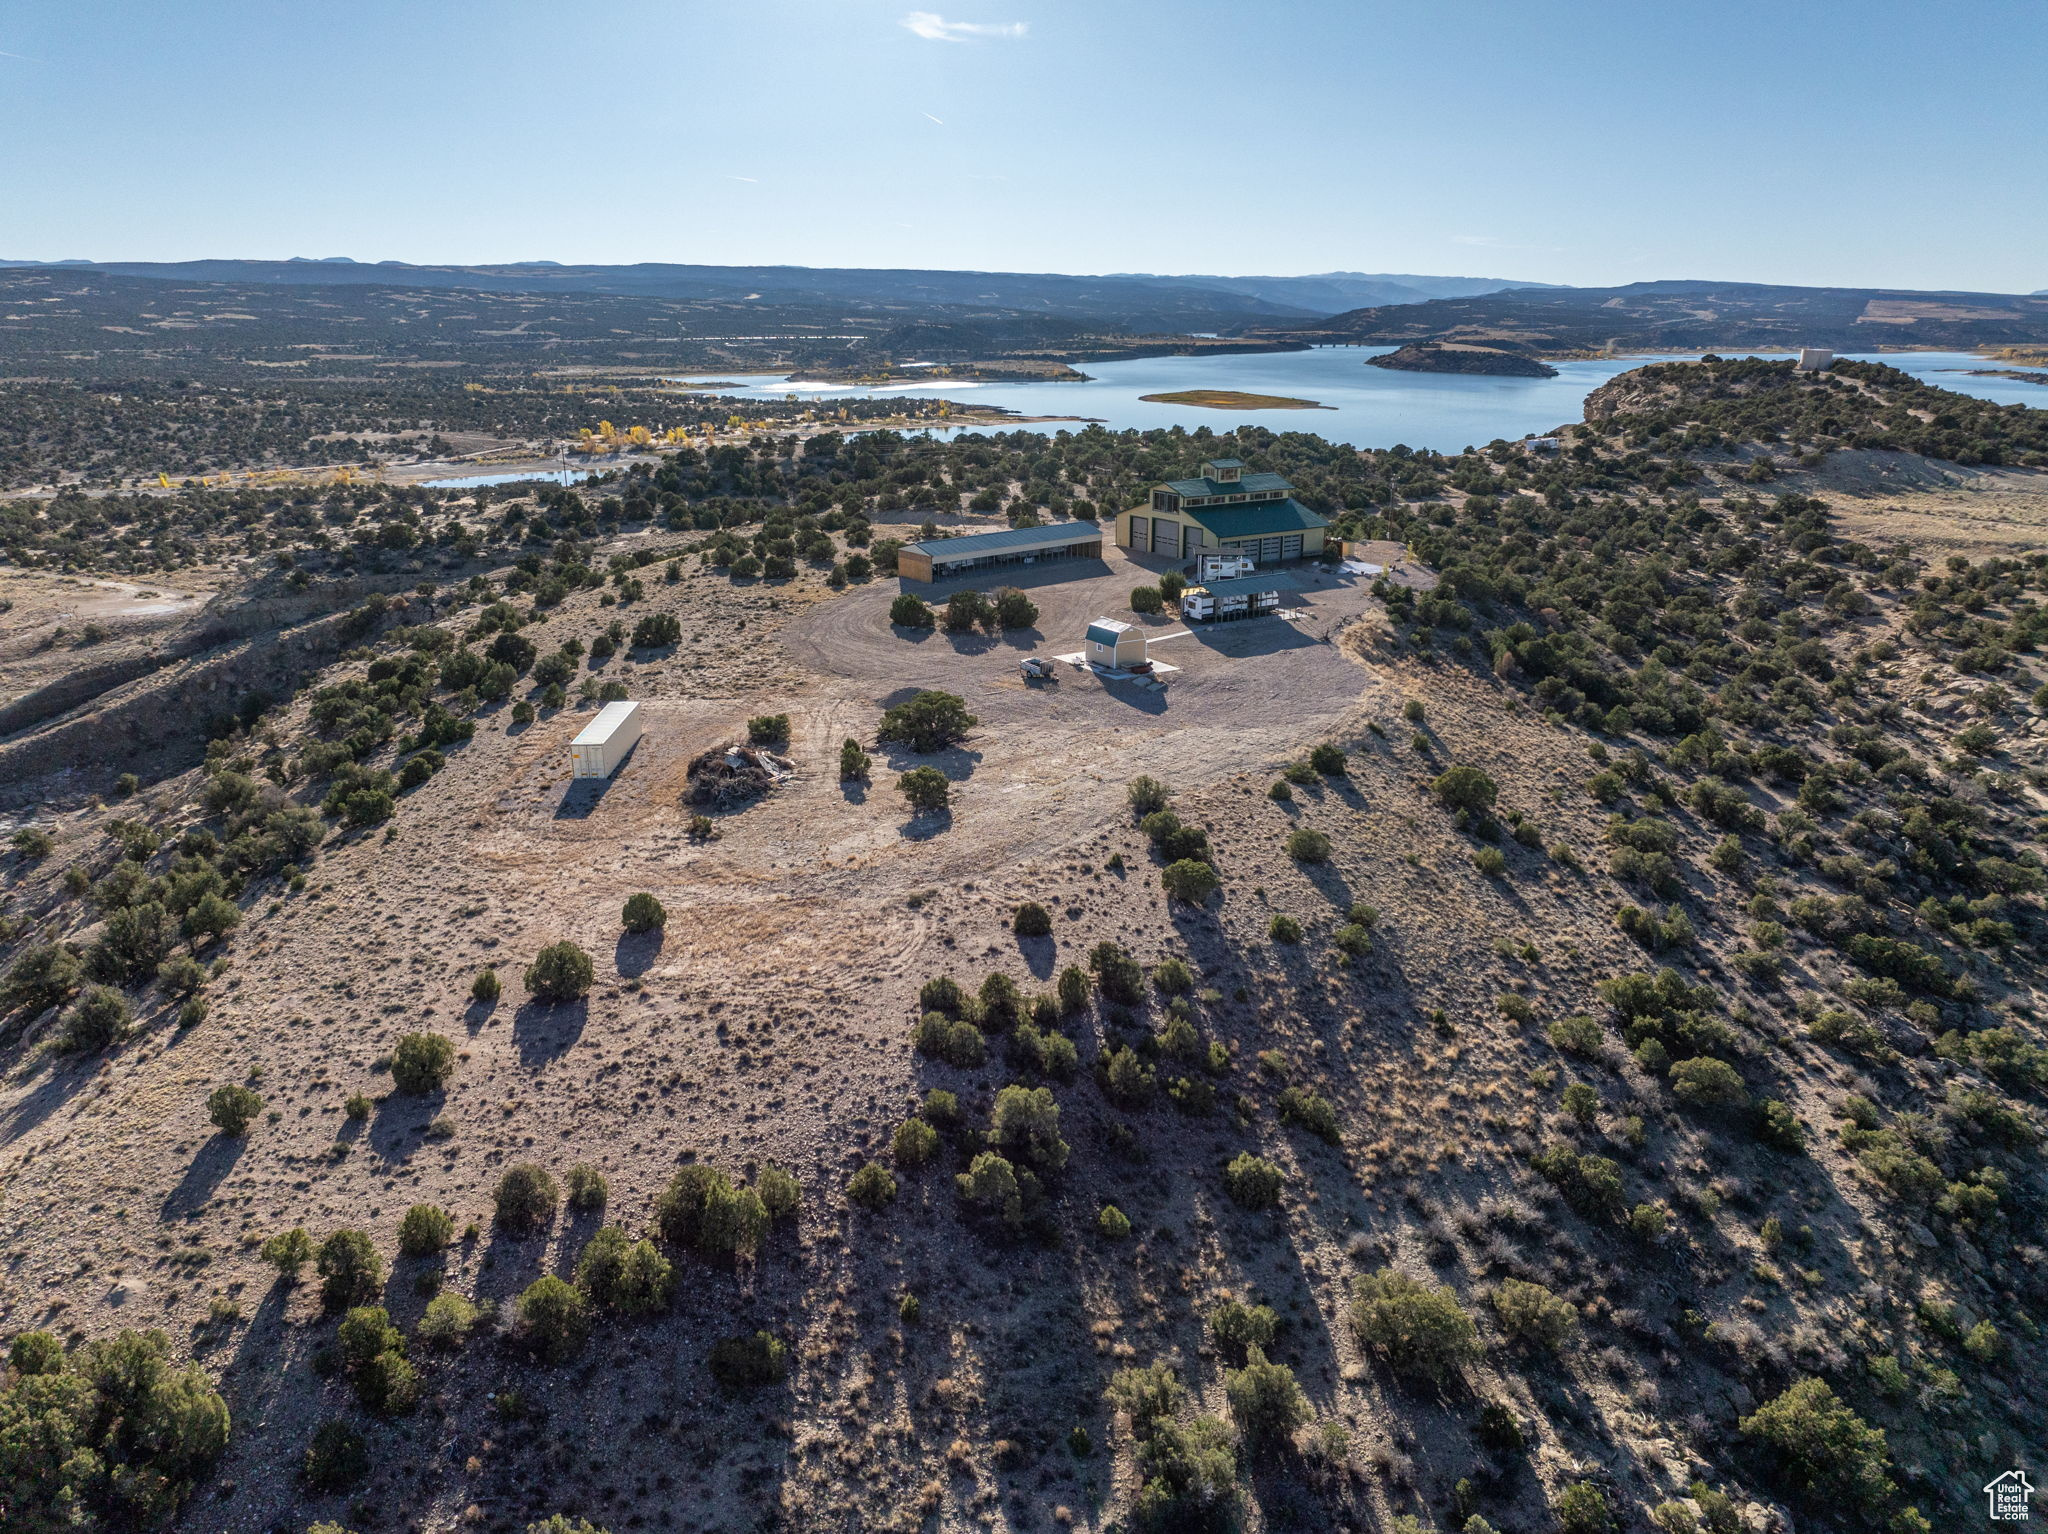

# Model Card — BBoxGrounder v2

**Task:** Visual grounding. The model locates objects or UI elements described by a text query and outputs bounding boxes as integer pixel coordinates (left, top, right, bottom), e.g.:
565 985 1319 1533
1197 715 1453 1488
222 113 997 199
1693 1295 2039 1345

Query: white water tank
1795 347 1834 372
570 701 643 778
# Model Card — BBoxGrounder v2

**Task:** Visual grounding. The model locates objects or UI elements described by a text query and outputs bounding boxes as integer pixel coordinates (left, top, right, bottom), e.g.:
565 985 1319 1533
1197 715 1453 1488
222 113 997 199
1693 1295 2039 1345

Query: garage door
1281 534 1303 560
1128 516 1149 553
1152 517 1180 556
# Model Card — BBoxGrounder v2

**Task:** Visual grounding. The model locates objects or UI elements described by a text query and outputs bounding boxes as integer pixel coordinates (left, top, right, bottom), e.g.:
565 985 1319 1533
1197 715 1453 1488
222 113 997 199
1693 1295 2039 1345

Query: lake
671 347 2048 455
419 467 598 490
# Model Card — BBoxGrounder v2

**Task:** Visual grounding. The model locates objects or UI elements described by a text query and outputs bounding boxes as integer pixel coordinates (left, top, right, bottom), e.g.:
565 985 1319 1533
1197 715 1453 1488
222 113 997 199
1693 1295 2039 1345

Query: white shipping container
570 701 643 779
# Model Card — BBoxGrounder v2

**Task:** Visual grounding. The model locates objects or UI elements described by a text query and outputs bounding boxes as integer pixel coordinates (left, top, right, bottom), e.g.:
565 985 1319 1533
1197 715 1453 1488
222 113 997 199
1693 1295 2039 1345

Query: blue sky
3 0 2043 291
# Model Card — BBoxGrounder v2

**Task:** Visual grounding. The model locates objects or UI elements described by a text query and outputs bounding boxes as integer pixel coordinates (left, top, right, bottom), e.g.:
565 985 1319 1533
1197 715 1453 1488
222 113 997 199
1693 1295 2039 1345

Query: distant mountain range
1258 279 2048 354
0 258 1544 332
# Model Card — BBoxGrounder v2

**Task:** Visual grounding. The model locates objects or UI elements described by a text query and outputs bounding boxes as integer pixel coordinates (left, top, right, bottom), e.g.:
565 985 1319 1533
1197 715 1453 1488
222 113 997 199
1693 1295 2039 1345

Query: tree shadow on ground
0 1042 94 1140
1097 676 1171 716
368 1089 441 1164
554 745 639 820
512 998 587 1065
841 778 868 805
1016 934 1056 981
464 994 498 1034
161 1133 247 1220
899 807 954 842
614 929 663 979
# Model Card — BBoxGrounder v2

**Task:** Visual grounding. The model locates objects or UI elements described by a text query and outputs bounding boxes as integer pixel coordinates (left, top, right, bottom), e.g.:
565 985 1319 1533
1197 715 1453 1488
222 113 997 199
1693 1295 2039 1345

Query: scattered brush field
0 358 2045 1534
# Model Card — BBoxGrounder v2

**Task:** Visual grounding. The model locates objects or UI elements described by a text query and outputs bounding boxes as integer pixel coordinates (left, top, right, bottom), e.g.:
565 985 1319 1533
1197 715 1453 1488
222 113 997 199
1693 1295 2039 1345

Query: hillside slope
1258 279 2048 355
0 361 2044 1534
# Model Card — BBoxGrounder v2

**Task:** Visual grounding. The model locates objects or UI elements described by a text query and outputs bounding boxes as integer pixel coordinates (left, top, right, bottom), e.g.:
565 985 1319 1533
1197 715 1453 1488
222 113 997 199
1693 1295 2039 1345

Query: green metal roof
1182 496 1328 541
1161 470 1292 498
904 520 1103 561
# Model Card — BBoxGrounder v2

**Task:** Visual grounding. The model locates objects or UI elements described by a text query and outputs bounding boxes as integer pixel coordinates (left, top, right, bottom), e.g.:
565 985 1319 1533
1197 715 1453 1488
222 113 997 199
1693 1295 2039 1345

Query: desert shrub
756 1165 802 1218
417 1291 480 1350
1009 1022 1078 1078
977 971 1026 1031
956 1151 1027 1225
494 1163 560 1235
1472 846 1508 878
898 765 951 813
397 1203 454 1257
11 825 53 859
260 1226 313 1279
839 737 871 779
1147 958 1193 997
1 941 81 1015
0 1328 229 1525
524 940 594 1002
156 953 206 998
1103 1046 1156 1106
1222 1153 1283 1210
1547 1013 1604 1056
316 1228 383 1309
629 612 681 648
62 984 131 1052
305 1418 370 1492
1209 1298 1279 1358
1268 914 1302 944
991 1083 1069 1171
390 1030 456 1094
1432 764 1498 815
1531 1142 1625 1213
992 587 1038 628
1317 921 1370 964
893 1116 940 1168
708 1331 788 1388
1285 827 1332 863
889 593 934 628
565 1163 609 1211
471 967 501 1003
516 1275 590 1363
1098 1204 1131 1239
1669 1056 1747 1108
1161 858 1220 903
1491 1278 1577 1350
181 893 241 947
915 1011 987 1067
1739 1378 1900 1512
1277 1086 1340 1144
1309 742 1347 775
878 690 977 752
1090 941 1146 1005
1225 1347 1310 1449
575 1227 674 1316
1554 1482 1615 1534
1056 963 1091 1014
621 892 667 932
1126 775 1172 814
1756 1098 1809 1152
745 714 789 747
206 1083 263 1136
1630 1202 1669 1239
847 1162 898 1209
1012 901 1052 936
1130 585 1164 614
1350 1268 1481 1383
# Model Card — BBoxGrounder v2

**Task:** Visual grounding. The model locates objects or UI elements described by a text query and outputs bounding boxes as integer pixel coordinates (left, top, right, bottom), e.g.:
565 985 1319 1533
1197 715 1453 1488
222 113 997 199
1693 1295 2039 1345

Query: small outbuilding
1795 347 1835 372
571 701 643 779
1084 618 1149 670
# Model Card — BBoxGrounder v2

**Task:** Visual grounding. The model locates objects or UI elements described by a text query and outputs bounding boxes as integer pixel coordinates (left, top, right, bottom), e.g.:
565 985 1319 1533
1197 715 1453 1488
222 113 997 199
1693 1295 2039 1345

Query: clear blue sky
4 0 2043 292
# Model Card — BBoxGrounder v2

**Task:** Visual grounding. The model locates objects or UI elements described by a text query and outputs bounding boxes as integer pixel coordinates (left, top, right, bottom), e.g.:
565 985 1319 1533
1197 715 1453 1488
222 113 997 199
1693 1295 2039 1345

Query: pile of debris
685 742 795 808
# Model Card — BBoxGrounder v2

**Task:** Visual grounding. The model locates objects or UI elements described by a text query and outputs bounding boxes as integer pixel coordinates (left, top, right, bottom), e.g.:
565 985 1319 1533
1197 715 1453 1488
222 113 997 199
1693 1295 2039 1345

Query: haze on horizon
4 0 2044 295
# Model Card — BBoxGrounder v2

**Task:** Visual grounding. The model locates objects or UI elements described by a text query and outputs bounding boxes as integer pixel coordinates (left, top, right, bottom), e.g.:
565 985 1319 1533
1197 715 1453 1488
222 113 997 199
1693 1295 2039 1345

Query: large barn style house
1117 458 1328 566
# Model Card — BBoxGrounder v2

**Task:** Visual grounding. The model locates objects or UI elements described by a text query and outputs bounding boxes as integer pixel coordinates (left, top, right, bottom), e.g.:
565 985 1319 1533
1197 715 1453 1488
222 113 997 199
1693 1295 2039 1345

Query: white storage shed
1084 619 1149 670
571 701 643 779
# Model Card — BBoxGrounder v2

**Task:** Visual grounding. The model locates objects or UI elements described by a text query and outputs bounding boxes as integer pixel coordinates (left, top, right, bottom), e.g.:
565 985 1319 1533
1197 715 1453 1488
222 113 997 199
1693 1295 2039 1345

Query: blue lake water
419 467 598 489
672 347 2048 455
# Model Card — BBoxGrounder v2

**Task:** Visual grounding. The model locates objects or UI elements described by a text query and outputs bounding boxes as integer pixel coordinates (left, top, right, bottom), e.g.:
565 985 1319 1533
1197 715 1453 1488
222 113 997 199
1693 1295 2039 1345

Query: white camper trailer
570 701 643 779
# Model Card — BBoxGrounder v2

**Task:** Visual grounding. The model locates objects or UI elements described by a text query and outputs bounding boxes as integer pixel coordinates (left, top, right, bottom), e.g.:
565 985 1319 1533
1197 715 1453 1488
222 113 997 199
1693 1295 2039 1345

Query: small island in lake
1364 342 1559 378
1137 388 1334 410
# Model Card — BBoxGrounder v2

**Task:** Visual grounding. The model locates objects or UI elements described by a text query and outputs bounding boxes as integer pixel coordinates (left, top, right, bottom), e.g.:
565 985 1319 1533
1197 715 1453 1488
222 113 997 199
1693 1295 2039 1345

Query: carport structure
895 521 1105 583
